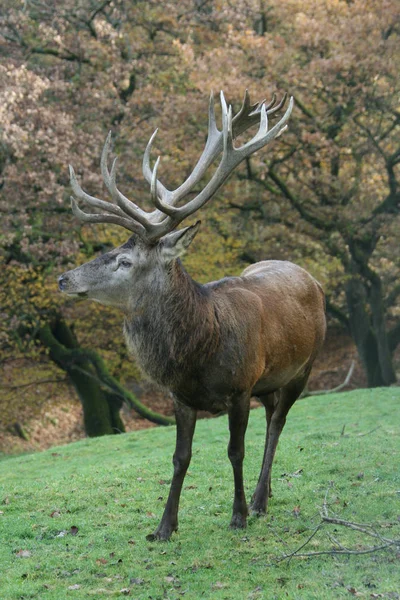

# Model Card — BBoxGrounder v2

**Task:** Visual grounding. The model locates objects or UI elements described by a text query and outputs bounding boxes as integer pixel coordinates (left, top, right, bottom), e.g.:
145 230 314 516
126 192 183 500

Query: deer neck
123 259 219 387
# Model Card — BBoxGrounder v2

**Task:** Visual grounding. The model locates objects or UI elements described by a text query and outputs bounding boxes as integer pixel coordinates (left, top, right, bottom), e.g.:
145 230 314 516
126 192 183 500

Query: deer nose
58 274 68 291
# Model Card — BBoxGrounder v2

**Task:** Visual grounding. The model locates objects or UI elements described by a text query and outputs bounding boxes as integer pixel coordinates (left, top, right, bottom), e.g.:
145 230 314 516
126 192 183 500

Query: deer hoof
146 525 177 542
249 502 267 517
249 509 266 518
230 514 247 529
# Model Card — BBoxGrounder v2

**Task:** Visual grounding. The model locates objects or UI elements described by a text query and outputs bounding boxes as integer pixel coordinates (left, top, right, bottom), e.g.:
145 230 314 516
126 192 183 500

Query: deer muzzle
58 273 88 298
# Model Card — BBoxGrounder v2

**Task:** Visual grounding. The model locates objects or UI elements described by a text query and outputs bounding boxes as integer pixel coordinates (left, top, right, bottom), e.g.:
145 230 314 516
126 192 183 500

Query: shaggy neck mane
124 259 220 387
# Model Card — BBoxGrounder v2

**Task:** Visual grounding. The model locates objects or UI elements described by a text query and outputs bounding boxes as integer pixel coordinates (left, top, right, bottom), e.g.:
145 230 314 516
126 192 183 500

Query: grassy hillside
0 388 399 599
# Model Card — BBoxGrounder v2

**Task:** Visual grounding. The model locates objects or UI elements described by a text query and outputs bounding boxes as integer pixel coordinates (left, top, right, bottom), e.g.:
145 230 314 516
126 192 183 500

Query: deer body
59 91 326 540
123 258 324 412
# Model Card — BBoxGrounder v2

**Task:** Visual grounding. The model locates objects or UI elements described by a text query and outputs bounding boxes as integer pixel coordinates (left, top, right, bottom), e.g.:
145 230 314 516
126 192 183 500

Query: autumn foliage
0 1 399 433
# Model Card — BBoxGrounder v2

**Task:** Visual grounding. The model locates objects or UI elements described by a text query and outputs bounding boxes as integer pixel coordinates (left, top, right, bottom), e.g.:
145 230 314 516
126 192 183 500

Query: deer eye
118 259 132 269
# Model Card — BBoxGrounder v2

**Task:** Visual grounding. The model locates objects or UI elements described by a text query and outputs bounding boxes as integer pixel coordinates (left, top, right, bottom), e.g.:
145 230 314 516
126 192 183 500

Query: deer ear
160 221 201 260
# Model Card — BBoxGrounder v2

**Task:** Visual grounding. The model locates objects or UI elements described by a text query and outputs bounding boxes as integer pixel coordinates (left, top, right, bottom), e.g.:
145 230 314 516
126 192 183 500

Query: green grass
0 388 399 600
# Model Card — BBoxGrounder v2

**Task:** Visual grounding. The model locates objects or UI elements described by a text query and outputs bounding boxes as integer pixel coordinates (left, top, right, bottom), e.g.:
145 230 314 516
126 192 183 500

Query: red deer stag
59 91 326 541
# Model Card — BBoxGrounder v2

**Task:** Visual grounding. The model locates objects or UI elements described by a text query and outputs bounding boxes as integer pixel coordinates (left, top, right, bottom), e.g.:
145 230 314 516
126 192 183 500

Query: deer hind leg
228 393 251 529
147 401 197 541
250 372 310 516
251 393 276 503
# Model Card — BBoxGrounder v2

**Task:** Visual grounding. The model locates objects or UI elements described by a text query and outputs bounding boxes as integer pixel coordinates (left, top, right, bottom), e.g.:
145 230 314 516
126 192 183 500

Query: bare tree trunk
368 273 397 385
345 277 394 387
39 319 118 436
39 318 174 437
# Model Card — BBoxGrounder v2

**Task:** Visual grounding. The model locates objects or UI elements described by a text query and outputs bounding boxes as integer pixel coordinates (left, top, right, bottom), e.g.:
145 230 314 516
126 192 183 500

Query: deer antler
70 91 293 242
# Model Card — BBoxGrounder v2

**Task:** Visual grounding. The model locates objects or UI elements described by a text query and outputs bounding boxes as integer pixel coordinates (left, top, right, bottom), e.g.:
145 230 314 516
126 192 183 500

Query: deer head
59 91 293 310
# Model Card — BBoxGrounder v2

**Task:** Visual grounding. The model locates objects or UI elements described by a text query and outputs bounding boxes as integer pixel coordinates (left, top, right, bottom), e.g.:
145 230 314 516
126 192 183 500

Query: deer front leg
146 401 197 541
228 394 250 529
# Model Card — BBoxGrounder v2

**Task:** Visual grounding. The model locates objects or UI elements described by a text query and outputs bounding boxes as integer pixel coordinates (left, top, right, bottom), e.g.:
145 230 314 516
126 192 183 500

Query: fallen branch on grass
340 425 382 438
268 487 400 565
272 540 397 563
321 515 395 544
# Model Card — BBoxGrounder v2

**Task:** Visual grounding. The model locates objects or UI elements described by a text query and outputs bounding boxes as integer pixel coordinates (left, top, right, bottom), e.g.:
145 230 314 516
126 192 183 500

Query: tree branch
4 22 90 63
372 193 400 217
29 46 90 63
86 0 113 38
268 495 400 565
325 298 350 328
321 515 395 544
268 169 336 232
272 541 397 562
71 359 174 426
237 172 279 195
39 323 175 427
353 116 388 162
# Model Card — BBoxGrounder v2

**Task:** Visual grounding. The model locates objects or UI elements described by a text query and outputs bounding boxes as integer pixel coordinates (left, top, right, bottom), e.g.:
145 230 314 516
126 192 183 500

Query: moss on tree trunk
39 318 174 437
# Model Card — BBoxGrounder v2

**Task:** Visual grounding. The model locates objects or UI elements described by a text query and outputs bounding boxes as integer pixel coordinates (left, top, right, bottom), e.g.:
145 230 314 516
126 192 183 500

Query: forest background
0 0 399 451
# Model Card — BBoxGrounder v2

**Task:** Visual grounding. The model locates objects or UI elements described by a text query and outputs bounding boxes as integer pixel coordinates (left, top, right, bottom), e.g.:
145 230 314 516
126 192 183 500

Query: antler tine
99 134 154 229
108 157 156 229
144 89 261 225
264 93 277 111
258 103 268 139
150 157 180 217
149 91 224 216
231 89 260 135
264 92 287 116
70 197 146 235
69 164 126 218
232 91 287 138
238 95 294 156
145 94 294 240
220 91 234 155
100 131 113 189
142 129 172 206
70 90 292 243
70 134 156 239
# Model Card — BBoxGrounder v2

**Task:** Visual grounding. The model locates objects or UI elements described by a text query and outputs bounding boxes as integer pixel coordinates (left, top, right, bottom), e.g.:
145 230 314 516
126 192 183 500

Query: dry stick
321 516 395 544
279 524 323 565
322 482 333 518
267 524 292 549
274 541 397 562
303 360 355 398
327 532 349 551
269 496 400 565
322 484 395 544
356 426 381 437
340 425 381 438
270 529 399 565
